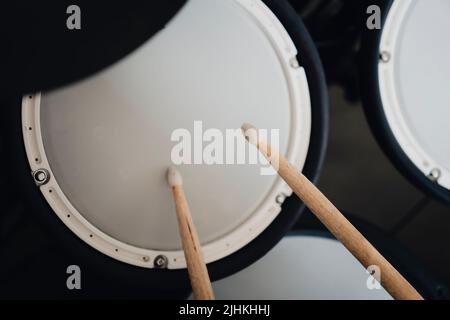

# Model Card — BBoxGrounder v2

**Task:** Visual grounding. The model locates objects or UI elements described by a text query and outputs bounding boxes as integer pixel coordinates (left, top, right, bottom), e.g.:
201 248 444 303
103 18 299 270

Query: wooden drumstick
167 167 215 300
241 123 423 300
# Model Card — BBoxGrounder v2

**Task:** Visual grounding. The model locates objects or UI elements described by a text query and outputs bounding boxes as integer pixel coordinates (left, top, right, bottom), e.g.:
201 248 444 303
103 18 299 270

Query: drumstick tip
241 123 258 144
167 166 183 187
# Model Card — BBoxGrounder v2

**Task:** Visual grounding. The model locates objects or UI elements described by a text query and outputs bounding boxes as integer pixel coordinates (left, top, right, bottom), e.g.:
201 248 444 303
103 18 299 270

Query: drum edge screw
290 58 300 69
154 255 169 269
380 51 391 63
32 169 50 187
276 194 286 205
428 168 441 182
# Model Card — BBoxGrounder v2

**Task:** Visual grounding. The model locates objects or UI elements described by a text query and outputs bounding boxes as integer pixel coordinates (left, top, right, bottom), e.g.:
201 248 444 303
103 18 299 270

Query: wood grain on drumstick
241 123 423 301
167 167 215 300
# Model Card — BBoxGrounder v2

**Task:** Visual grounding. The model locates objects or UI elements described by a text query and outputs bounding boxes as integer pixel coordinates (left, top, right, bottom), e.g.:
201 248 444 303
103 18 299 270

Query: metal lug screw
380 51 391 63
428 168 442 182
290 58 300 69
276 194 286 205
33 169 50 186
154 255 168 269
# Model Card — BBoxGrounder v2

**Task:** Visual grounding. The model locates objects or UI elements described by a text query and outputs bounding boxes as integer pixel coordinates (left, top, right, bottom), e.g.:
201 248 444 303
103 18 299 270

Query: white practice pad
22 0 311 268
209 235 393 300
378 0 450 190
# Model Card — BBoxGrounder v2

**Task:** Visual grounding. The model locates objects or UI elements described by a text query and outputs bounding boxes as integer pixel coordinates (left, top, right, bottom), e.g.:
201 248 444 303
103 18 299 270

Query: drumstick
241 123 423 301
167 167 215 300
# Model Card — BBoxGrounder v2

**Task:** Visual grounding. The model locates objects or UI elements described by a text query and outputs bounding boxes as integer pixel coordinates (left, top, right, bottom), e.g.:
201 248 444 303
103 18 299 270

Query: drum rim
2 0 329 287
359 0 450 205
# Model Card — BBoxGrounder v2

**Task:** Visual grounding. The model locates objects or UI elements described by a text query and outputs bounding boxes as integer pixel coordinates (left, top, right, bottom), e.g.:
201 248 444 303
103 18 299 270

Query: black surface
1 1 187 97
359 0 450 205
288 0 368 102
0 0 329 298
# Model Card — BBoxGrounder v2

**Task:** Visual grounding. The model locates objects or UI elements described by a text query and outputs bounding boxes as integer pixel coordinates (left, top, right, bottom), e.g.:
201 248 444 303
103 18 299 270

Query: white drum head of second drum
21 0 312 269
197 235 393 300
378 0 450 191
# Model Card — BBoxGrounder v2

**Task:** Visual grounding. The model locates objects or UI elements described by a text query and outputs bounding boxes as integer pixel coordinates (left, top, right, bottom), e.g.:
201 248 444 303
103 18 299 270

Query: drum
206 233 393 300
207 213 446 300
360 0 450 204
2 0 328 292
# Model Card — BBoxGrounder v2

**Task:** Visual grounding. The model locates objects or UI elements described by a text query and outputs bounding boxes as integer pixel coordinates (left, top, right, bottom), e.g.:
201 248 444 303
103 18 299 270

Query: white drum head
198 235 392 300
22 0 312 269
378 0 450 191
